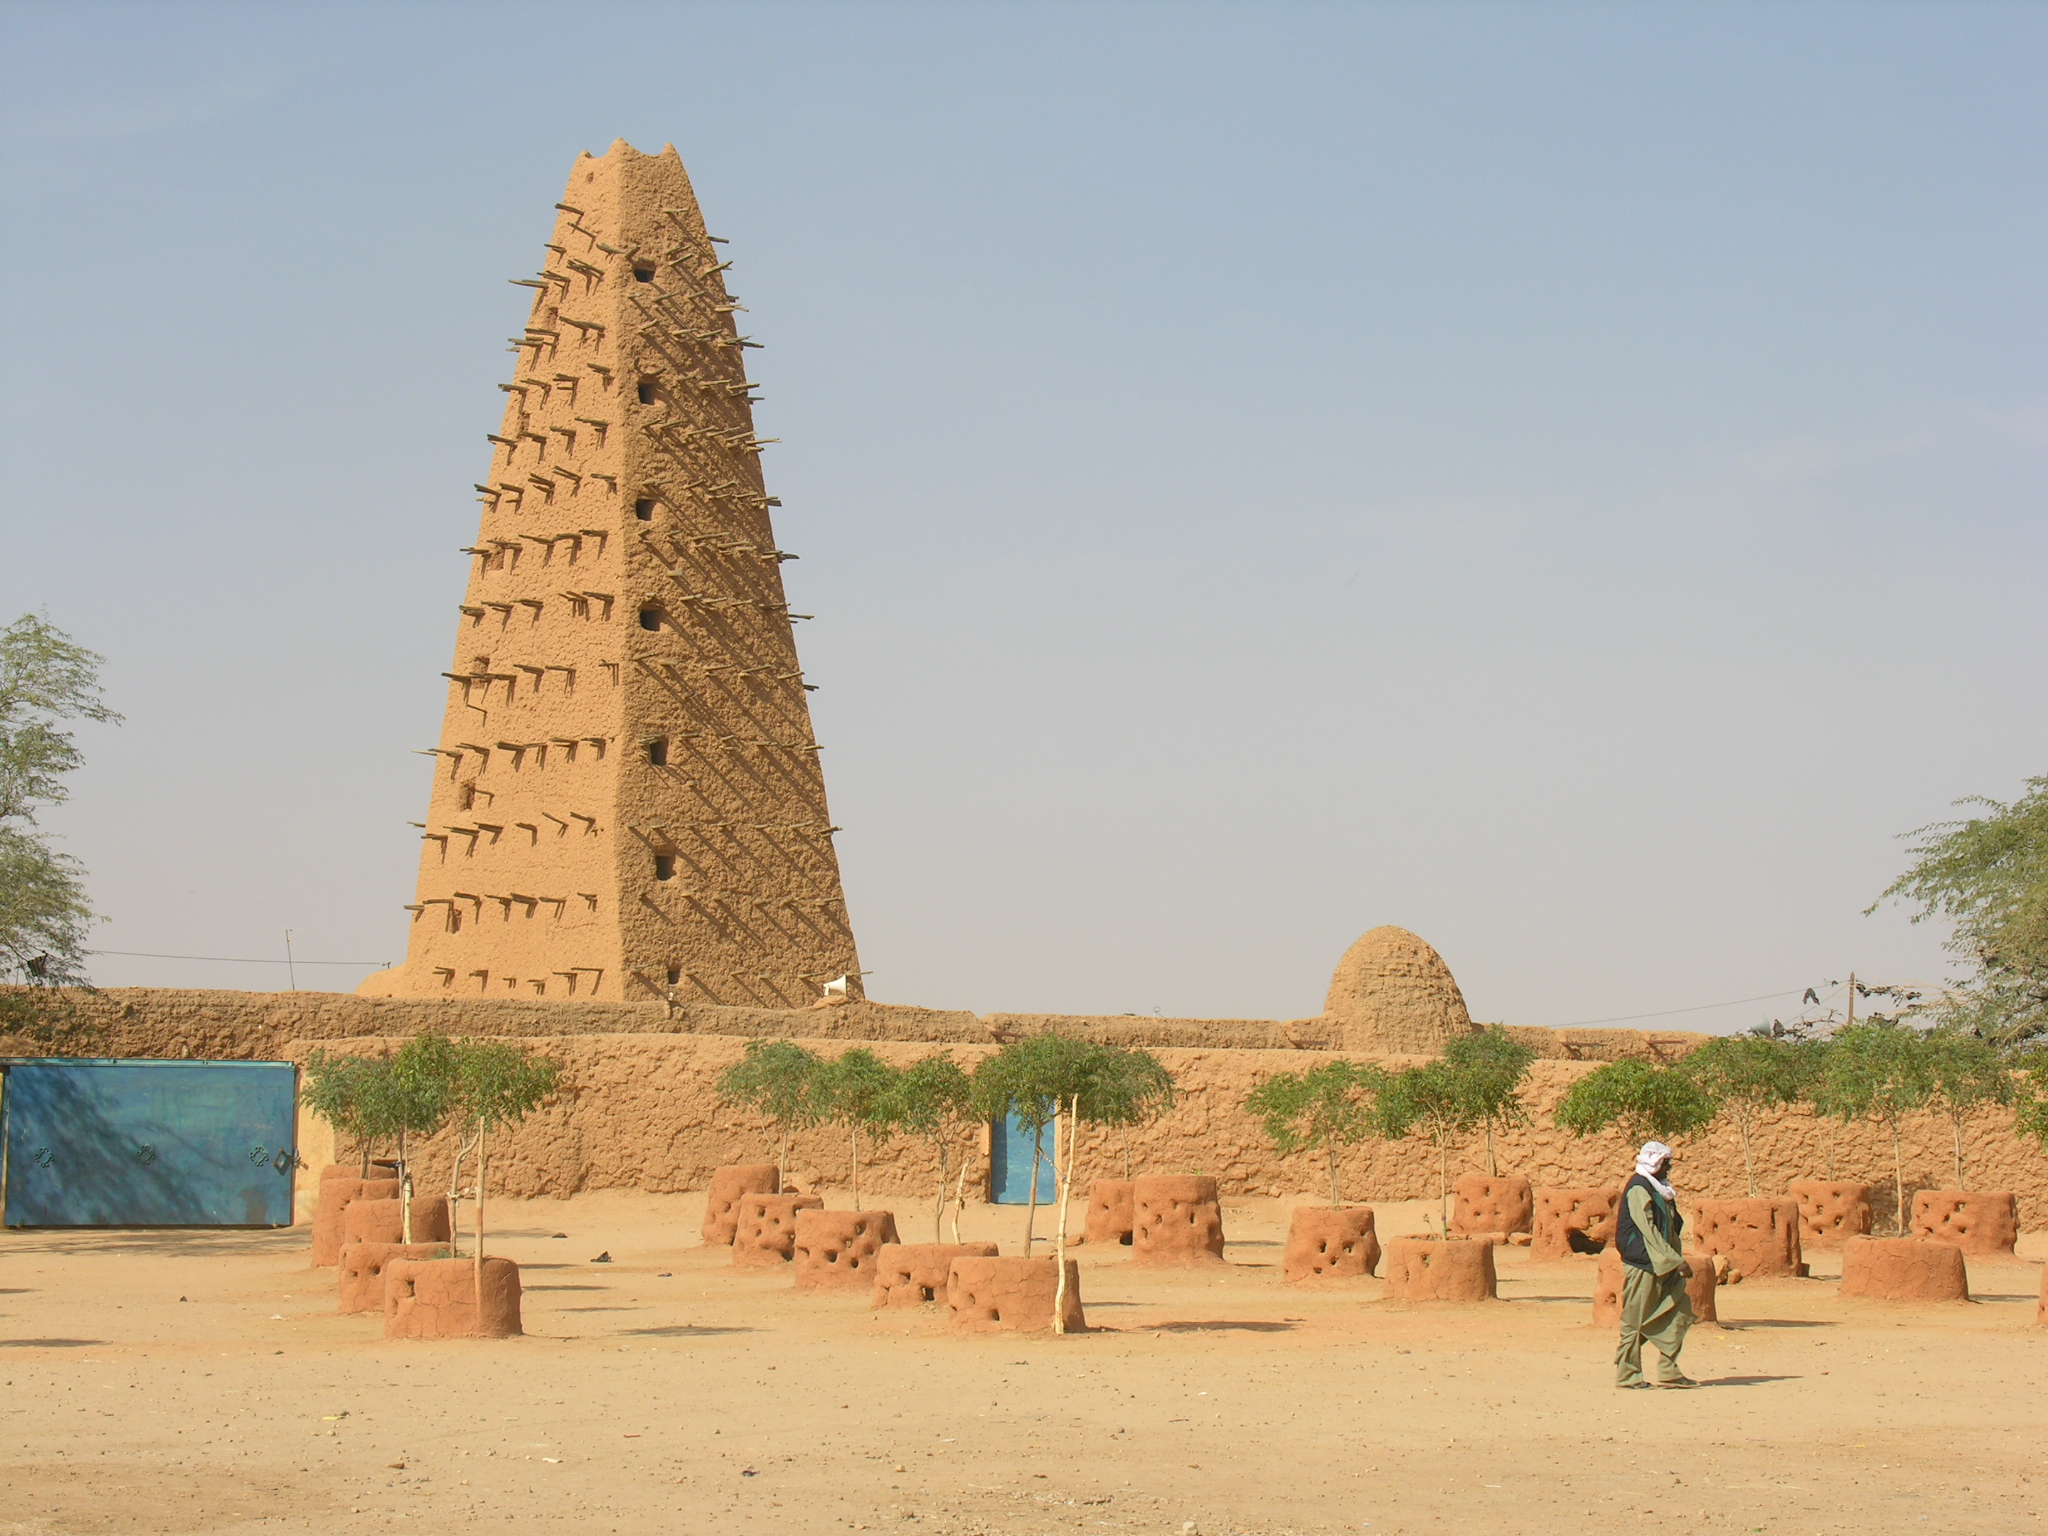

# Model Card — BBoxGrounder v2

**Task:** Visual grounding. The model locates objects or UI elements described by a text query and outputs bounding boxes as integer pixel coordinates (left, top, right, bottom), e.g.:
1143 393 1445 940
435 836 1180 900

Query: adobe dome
1324 926 1476 1055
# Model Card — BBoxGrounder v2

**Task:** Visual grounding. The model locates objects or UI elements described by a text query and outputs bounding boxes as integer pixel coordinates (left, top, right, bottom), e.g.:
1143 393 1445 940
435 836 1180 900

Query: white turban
1635 1141 1675 1198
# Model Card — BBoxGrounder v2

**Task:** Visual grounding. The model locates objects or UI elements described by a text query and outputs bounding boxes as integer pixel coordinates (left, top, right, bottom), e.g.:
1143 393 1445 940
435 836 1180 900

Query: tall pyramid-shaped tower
379 141 861 1006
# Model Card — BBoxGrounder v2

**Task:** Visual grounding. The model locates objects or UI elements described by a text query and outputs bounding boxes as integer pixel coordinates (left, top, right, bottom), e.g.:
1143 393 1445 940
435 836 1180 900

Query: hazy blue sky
2 2 2042 1030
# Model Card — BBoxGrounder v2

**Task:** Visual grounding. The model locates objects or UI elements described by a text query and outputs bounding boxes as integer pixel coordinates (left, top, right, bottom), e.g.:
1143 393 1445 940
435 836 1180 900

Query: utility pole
284 930 297 992
1845 971 1855 1029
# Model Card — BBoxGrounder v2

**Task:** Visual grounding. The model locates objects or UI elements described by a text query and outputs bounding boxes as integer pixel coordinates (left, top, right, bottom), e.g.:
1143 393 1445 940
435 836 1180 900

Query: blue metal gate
988 1110 1059 1205
2 1060 298 1227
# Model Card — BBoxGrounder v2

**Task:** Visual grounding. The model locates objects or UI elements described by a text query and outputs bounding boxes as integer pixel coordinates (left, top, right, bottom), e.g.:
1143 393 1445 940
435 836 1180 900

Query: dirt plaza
2 1191 2041 1536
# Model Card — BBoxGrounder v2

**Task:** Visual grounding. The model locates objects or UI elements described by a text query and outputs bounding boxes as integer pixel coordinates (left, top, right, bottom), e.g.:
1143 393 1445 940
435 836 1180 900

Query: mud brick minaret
380 141 861 1005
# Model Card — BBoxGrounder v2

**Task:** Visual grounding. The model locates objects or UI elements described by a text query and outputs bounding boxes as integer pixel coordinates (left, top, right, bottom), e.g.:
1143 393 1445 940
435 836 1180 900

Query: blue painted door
2 1060 298 1226
988 1111 1059 1204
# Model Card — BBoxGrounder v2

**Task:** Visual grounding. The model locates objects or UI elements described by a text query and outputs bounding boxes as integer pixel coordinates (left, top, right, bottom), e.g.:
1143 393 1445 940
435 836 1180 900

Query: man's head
1634 1140 1674 1180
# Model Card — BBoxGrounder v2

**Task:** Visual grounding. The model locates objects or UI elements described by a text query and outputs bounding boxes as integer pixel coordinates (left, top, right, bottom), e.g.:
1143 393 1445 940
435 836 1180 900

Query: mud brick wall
8 988 2040 1229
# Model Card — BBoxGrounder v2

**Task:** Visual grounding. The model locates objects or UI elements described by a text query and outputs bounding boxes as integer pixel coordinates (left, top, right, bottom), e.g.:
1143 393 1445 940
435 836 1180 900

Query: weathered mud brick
702 1164 779 1245
1283 1207 1379 1281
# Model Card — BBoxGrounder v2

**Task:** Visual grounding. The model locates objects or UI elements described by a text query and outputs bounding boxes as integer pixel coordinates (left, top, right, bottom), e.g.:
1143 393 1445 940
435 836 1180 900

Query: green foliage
1873 776 2048 1048
302 1049 389 1168
1553 1059 1718 1149
1814 1021 1936 1233
2015 1060 2048 1152
1923 1026 2016 1188
1681 1033 1806 1195
882 1053 978 1242
1379 1060 1483 1232
883 1053 974 1142
1243 1060 1385 1206
817 1047 901 1209
0 615 120 998
715 1039 826 1178
1443 1026 1536 1175
455 1038 562 1132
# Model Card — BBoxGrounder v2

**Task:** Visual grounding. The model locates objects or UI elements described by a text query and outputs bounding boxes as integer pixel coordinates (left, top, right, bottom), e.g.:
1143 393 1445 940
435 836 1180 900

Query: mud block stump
1451 1174 1533 1242
310 1177 399 1267
871 1242 1000 1308
337 1242 447 1314
1787 1180 1873 1248
1080 1180 1134 1245
1530 1187 1618 1259
1382 1238 1497 1301
733 1193 825 1266
1690 1198 1806 1278
1284 1207 1380 1281
793 1210 900 1290
1592 1247 1717 1327
342 1196 453 1249
946 1256 1086 1333
1910 1190 2018 1255
383 1256 522 1338
1839 1237 1969 1302
701 1164 779 1245
1131 1175 1226 1266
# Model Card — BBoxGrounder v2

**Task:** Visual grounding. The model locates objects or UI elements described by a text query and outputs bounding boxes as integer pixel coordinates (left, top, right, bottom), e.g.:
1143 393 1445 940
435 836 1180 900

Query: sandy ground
1 1189 2043 1536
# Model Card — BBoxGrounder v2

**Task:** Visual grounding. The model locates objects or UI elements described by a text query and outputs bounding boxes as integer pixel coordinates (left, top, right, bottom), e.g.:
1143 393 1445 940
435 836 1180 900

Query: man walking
1613 1140 1696 1389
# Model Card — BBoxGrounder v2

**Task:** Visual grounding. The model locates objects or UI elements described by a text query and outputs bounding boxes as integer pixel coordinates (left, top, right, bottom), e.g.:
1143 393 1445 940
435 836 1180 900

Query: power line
1541 988 1807 1029
88 949 389 968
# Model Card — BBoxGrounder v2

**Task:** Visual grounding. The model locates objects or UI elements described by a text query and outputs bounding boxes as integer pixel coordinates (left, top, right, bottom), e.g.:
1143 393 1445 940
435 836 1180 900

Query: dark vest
1614 1172 1682 1272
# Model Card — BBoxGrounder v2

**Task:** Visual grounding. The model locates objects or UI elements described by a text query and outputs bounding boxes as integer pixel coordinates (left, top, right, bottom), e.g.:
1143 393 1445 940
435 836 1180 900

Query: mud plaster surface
2 1188 2043 1535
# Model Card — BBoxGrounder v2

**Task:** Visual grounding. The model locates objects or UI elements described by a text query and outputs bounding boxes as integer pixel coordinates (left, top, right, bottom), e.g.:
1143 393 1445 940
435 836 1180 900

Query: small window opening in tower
634 498 656 521
665 965 682 986
653 854 676 882
636 379 657 404
458 783 477 810
446 908 462 933
633 263 656 283
647 737 669 767
638 607 662 632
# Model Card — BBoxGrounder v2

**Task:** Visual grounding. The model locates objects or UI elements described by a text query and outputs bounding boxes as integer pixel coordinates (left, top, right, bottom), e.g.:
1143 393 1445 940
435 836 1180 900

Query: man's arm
1624 1185 1686 1277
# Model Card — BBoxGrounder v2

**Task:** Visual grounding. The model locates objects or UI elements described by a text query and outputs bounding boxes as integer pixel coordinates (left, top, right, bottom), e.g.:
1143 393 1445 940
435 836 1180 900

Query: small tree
1681 1032 1805 1196
715 1039 826 1183
0 614 121 1036
1243 1060 1384 1207
301 1049 388 1176
1553 1058 1718 1153
1378 1061 1479 1236
972 1035 1065 1254
1085 1045 1178 1180
384 1031 460 1243
1443 1026 1535 1176
881 1053 977 1241
1814 1021 1933 1233
455 1039 562 1289
817 1047 899 1211
1923 1027 2014 1189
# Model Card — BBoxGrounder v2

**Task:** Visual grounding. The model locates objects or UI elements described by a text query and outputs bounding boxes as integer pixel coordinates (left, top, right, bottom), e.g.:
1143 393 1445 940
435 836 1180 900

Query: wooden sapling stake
1053 1093 1081 1335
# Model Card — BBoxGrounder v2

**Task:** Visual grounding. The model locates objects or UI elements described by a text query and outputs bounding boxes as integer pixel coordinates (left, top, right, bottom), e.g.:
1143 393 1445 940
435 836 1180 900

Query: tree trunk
1485 1120 1498 1178
1328 1139 1341 1209
1122 1127 1133 1182
447 1129 481 1260
1953 1117 1966 1190
933 1139 949 1243
778 1124 789 1187
1890 1119 1906 1236
851 1127 861 1211
951 1130 974 1245
1737 1113 1757 1198
359 1141 371 1178
399 1127 413 1245
1437 1137 1449 1237
474 1117 487 1305
1053 1096 1080 1336
1023 1120 1045 1253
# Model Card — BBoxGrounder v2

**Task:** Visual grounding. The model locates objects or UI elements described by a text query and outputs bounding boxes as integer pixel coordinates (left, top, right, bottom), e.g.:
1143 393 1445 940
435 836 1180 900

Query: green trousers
1615 1265 1694 1385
